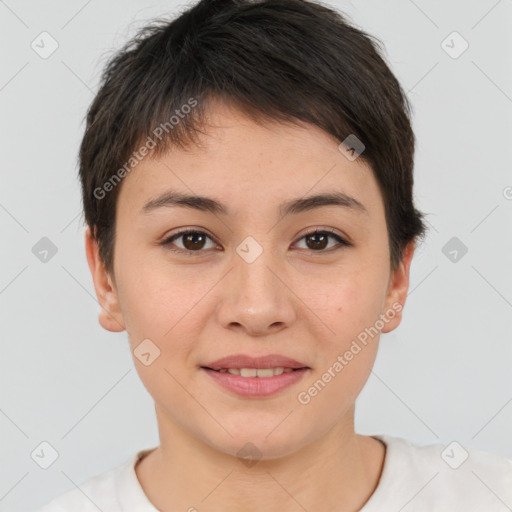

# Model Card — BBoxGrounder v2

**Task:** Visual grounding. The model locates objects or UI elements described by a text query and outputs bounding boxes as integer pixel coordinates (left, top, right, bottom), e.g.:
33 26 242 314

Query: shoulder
27 452 140 512
369 434 512 512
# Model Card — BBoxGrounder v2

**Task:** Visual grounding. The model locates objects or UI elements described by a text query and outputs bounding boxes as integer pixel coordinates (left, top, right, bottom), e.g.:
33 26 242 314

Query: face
86 99 414 460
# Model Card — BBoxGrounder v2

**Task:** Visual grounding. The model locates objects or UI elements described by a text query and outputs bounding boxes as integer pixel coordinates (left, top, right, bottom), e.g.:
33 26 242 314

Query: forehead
117 100 383 222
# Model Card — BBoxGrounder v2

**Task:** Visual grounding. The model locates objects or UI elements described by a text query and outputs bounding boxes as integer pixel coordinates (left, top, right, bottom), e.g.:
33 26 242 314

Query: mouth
199 353 311 397
200 365 311 398
201 353 310 372
201 366 308 377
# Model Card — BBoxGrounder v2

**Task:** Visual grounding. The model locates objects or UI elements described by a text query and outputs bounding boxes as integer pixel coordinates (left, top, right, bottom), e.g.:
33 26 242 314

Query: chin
205 422 310 462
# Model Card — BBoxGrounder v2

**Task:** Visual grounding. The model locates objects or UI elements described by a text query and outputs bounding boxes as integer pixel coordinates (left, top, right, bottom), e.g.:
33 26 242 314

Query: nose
215 249 297 337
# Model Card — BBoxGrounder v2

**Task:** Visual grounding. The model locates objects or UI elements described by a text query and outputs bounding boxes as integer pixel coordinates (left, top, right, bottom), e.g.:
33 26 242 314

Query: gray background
1 0 511 510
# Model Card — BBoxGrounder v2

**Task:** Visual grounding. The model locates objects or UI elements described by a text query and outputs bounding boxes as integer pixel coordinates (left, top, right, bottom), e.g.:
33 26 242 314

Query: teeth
240 368 257 377
218 367 296 377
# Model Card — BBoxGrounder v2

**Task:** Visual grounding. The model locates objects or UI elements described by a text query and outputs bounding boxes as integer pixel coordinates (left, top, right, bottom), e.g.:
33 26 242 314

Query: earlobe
380 241 416 334
84 226 126 333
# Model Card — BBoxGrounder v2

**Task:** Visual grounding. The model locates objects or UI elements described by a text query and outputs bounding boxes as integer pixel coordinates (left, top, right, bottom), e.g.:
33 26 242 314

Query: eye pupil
183 232 206 250
306 233 328 250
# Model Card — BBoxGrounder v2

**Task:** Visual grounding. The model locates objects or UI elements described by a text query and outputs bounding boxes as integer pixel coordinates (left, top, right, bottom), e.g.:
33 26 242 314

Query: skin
85 98 415 512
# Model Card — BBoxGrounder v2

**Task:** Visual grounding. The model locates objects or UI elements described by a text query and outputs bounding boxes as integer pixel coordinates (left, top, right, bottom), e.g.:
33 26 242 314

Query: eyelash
160 228 352 256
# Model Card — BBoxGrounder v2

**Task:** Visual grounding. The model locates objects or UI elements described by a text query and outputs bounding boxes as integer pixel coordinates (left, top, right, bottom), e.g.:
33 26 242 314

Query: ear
380 240 415 334
84 226 126 332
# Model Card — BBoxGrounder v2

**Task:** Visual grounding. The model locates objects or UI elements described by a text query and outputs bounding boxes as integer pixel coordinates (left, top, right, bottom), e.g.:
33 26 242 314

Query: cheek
309 280 382 402
312 270 388 357
318 272 383 322
115 255 201 343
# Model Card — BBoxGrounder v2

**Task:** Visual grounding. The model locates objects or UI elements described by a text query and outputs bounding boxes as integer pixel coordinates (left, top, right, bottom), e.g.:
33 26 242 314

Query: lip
201 353 310 371
201 367 310 398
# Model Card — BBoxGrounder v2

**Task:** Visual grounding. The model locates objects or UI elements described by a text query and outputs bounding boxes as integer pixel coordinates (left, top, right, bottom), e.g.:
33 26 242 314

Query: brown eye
161 230 216 254
181 232 207 250
295 230 351 252
305 232 329 250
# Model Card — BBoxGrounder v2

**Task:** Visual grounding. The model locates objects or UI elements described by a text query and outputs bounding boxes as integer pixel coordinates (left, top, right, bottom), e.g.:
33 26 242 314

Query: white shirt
29 434 512 512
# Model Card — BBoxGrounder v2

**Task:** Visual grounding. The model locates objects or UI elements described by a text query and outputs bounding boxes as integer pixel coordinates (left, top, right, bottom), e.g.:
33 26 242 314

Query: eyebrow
141 189 368 217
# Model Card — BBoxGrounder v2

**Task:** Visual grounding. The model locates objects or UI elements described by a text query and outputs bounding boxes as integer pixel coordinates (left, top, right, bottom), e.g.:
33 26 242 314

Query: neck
135 404 386 512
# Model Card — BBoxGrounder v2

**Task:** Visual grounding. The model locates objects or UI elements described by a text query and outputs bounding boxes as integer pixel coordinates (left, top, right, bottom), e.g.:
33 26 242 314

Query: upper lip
202 354 310 370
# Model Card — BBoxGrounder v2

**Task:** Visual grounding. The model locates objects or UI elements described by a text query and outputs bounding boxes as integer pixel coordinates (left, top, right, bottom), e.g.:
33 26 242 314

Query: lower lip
201 367 310 398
